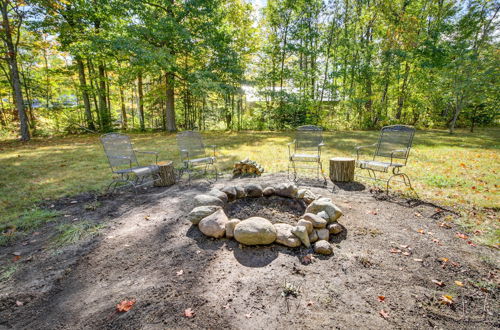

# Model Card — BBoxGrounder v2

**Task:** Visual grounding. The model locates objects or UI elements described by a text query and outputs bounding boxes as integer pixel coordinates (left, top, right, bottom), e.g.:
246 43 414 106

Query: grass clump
0 264 18 282
0 209 59 246
51 221 105 248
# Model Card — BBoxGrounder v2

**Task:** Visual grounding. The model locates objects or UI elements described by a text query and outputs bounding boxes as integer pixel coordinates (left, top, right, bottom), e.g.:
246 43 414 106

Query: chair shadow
333 181 366 191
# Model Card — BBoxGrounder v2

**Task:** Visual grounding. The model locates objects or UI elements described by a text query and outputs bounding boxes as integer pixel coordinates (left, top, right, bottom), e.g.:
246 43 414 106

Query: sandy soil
0 174 498 329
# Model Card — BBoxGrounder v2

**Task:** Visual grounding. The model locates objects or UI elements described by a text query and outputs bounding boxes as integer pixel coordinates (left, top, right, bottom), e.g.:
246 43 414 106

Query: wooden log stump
154 161 176 187
329 157 355 182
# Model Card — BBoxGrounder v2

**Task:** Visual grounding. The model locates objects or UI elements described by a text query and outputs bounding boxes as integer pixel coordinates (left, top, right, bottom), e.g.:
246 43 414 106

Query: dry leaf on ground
116 299 135 312
183 308 195 318
379 310 389 319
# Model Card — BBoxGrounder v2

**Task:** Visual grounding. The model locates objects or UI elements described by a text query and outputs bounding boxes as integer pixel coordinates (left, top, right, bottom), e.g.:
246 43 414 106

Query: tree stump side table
329 157 355 182
154 161 176 187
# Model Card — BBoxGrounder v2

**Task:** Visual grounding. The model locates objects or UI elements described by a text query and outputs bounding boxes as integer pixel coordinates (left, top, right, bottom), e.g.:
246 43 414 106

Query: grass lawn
1 128 498 246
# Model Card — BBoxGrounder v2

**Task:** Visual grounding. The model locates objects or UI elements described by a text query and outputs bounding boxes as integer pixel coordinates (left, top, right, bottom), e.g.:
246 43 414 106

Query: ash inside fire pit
225 195 306 226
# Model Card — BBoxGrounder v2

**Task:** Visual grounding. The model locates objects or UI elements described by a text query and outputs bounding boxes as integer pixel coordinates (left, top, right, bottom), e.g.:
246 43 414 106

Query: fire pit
187 183 344 255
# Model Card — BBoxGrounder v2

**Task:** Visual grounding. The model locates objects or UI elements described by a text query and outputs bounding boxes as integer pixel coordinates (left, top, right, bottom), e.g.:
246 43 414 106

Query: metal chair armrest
318 142 325 156
355 143 376 161
287 140 296 158
180 149 189 162
390 148 409 165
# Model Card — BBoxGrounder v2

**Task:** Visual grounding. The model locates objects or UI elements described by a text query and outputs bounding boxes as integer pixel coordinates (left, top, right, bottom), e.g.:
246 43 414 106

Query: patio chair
100 133 160 193
176 131 218 183
355 125 415 193
287 125 326 183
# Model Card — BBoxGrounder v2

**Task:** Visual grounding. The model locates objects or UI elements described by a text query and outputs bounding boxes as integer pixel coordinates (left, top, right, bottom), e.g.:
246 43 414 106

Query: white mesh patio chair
355 125 416 193
100 133 160 193
287 125 326 183
176 131 218 183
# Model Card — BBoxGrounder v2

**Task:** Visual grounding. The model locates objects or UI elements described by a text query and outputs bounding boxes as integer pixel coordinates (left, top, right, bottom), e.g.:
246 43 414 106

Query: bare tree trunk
76 57 95 130
165 71 176 132
0 0 29 141
119 86 127 130
137 72 145 131
395 62 410 120
98 62 110 131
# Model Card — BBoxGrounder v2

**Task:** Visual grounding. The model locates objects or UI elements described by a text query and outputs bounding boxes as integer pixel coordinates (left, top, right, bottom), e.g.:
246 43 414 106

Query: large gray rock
316 228 329 241
234 217 276 245
274 183 298 198
297 189 317 204
225 219 241 238
244 183 263 197
305 198 343 223
274 223 301 247
221 186 237 201
303 213 327 229
291 225 310 248
208 189 228 204
198 209 228 238
314 240 333 255
297 219 313 234
188 205 222 225
235 186 246 199
263 186 275 197
194 194 225 207
327 223 344 235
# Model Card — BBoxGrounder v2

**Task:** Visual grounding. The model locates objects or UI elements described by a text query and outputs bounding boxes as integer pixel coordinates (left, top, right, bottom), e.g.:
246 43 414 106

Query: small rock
221 186 237 201
297 189 317 204
317 211 329 221
274 223 301 247
314 240 333 255
208 189 228 203
274 183 298 198
291 225 311 248
263 186 275 197
305 198 343 222
244 183 263 197
225 219 241 238
327 223 344 235
303 213 327 228
187 205 222 225
234 217 276 245
198 209 228 238
194 194 225 207
235 186 246 199
309 230 318 243
297 219 313 234
316 228 329 241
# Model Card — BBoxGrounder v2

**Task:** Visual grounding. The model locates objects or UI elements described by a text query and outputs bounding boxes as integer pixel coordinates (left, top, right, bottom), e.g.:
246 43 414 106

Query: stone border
187 183 344 255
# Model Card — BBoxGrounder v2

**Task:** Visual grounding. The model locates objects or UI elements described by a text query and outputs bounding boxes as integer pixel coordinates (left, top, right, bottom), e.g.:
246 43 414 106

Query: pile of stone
187 182 344 255
233 158 264 177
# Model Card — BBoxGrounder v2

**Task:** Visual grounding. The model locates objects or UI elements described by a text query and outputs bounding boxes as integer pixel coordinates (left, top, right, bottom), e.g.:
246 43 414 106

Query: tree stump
329 157 355 182
154 161 176 187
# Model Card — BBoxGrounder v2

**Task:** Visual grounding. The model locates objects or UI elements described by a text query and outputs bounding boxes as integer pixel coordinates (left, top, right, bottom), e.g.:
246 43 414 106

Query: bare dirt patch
0 174 498 329
224 195 306 225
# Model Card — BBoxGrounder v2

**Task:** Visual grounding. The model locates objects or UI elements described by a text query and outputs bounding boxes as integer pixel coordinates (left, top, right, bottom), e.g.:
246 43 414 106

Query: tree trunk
76 57 95 130
0 1 29 141
119 86 127 130
137 72 145 131
395 62 411 120
96 62 110 131
165 71 176 132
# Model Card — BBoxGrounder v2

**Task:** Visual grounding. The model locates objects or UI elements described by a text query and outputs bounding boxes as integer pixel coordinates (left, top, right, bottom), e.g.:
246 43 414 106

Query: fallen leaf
455 232 468 239
183 308 195 318
378 296 385 302
302 254 316 265
15 301 23 306
116 299 135 313
413 258 423 262
223 303 230 310
439 222 452 229
245 311 252 318
144 215 150 221
432 280 445 287
402 252 411 256
439 257 449 263
439 295 454 305
400 244 409 249
12 255 21 262
390 248 401 254
454 281 464 287
379 309 389 319
12 251 21 256
414 212 422 217
307 300 314 306
417 229 425 234
466 241 476 247
176 270 184 276
460 163 466 168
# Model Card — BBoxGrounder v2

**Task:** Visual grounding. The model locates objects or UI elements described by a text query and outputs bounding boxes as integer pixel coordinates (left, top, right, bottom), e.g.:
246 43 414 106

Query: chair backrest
375 125 415 163
295 125 323 150
176 131 206 160
100 133 139 171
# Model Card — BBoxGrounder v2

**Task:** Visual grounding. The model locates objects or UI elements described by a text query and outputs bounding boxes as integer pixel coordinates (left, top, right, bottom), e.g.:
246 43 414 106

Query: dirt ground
0 174 498 329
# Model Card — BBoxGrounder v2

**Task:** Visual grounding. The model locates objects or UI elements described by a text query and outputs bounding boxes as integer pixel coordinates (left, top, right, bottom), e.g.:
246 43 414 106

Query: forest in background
0 0 498 141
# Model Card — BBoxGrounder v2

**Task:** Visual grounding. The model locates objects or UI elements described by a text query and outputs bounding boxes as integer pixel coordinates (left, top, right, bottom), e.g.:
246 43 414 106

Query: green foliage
51 221 105 248
424 174 465 188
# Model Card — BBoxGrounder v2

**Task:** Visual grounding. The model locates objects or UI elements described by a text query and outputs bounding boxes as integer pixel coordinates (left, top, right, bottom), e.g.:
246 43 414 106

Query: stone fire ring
187 183 344 255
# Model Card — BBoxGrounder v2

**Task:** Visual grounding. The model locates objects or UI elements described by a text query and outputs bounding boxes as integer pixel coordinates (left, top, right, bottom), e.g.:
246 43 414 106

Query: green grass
0 128 498 246
51 221 106 248
0 208 59 246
